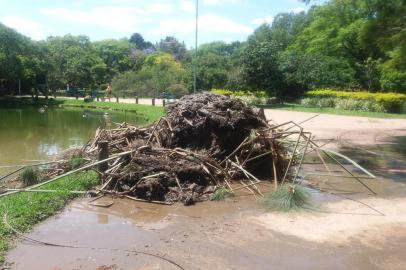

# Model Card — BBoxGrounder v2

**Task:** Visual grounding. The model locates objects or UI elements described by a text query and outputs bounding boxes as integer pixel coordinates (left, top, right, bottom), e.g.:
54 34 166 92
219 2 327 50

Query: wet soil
6 189 406 270
5 110 406 270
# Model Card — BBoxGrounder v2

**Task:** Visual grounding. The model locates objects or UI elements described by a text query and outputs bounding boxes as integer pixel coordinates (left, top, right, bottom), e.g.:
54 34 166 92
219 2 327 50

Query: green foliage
263 184 312 211
69 156 84 170
0 23 47 94
58 98 165 124
20 167 39 187
45 35 105 89
307 89 406 112
112 52 186 97
167 84 189 98
0 171 99 263
93 39 135 81
157 36 187 61
1 0 405 100
210 186 233 201
212 89 269 105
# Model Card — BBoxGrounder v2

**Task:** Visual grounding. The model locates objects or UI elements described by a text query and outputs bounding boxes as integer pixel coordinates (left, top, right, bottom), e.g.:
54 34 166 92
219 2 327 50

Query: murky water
0 107 144 175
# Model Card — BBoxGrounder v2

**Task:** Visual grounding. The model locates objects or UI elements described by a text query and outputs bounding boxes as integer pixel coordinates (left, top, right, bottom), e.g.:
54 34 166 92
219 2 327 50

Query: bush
263 184 312 211
69 156 84 169
317 97 336 108
335 98 364 111
300 96 388 112
167 84 188 98
300 97 319 107
210 186 233 201
212 89 269 105
21 167 39 187
306 89 406 113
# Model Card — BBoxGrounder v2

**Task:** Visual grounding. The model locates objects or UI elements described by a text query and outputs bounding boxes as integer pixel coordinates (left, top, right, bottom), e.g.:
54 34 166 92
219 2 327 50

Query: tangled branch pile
84 93 290 205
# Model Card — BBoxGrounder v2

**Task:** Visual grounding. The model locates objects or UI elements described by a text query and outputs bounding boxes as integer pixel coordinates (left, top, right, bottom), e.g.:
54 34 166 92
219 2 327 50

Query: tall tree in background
157 36 187 61
0 23 46 94
45 35 104 89
129 32 155 51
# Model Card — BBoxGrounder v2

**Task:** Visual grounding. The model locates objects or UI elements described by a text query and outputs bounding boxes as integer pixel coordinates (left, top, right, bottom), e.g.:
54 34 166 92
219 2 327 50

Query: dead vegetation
1 93 377 207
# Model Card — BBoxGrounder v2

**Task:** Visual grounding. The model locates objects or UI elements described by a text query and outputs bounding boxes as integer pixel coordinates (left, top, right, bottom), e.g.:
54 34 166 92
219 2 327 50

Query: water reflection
0 107 145 174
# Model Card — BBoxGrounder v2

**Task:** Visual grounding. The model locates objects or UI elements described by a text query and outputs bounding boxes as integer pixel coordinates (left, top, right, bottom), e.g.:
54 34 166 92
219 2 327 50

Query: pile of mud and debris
1 93 377 203
82 93 291 205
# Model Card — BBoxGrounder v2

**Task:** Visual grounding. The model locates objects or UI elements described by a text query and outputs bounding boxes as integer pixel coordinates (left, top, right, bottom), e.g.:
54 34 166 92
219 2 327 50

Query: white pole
193 0 199 94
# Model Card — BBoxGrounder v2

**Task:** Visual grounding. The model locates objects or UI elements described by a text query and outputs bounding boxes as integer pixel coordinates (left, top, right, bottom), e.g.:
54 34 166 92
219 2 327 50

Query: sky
0 0 310 48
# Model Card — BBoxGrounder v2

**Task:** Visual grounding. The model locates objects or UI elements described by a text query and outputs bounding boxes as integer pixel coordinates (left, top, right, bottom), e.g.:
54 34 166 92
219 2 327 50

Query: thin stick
0 151 133 198
281 128 303 185
0 160 65 182
5 189 86 194
321 150 376 195
125 195 174 205
292 133 311 184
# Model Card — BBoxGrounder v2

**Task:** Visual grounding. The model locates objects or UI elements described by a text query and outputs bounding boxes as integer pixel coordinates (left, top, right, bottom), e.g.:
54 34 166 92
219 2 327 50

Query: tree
93 39 135 81
129 33 153 49
157 36 187 61
241 24 288 96
0 23 46 94
112 52 186 97
45 35 104 89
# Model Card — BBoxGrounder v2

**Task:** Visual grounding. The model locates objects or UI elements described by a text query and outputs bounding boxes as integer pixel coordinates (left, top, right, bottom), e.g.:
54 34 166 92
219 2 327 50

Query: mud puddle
5 137 406 270
6 192 406 270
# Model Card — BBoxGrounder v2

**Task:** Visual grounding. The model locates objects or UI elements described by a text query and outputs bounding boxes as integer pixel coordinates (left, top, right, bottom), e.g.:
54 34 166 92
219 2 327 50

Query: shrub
212 89 269 105
306 89 406 113
21 167 39 187
300 97 319 107
317 97 336 108
167 84 189 98
263 184 312 211
69 156 84 169
210 186 233 201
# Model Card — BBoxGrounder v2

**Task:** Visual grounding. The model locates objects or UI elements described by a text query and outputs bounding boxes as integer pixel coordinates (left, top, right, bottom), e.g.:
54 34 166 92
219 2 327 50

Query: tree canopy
1 0 405 98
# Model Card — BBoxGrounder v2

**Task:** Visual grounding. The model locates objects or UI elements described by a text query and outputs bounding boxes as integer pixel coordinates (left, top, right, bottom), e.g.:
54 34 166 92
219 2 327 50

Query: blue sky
0 0 309 47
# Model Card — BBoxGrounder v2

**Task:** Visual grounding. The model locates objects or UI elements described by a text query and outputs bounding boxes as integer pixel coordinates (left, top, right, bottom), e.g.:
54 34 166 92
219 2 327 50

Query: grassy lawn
260 103 406 119
58 98 165 122
0 171 99 264
0 97 165 123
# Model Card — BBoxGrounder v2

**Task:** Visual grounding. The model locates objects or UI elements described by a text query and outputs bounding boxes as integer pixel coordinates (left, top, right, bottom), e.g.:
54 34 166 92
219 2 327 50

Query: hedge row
306 89 406 113
212 89 268 98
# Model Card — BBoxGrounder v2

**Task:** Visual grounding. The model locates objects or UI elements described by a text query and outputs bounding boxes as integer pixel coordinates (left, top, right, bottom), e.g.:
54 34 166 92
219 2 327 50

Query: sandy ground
265 109 406 146
5 109 406 270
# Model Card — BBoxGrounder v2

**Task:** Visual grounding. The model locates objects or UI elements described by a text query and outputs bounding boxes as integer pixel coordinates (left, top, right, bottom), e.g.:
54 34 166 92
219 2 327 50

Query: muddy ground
5 110 406 270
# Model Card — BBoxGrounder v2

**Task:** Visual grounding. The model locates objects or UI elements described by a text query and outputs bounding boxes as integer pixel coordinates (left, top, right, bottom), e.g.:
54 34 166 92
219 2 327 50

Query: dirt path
264 109 406 147
5 110 406 270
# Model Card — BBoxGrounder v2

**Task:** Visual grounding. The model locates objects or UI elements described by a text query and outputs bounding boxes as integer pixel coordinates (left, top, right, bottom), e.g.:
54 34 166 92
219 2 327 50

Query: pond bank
0 97 165 124
4 109 406 269
0 171 99 264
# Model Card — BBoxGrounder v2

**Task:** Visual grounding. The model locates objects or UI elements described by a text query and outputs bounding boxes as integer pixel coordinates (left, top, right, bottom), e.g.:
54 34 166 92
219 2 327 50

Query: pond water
0 107 145 175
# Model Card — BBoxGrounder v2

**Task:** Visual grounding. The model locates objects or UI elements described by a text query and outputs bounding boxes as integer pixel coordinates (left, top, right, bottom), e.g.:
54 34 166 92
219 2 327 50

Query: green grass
0 171 99 263
260 103 406 119
0 97 165 124
69 156 84 170
210 186 233 201
20 167 39 187
263 184 312 211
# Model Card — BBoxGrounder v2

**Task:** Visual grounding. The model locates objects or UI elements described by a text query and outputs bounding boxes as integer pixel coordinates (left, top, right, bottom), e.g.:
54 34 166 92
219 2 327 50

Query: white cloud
149 14 252 35
145 3 174 14
251 16 274 25
0 16 46 40
292 7 305 13
41 4 173 33
202 0 222 5
180 0 195 13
